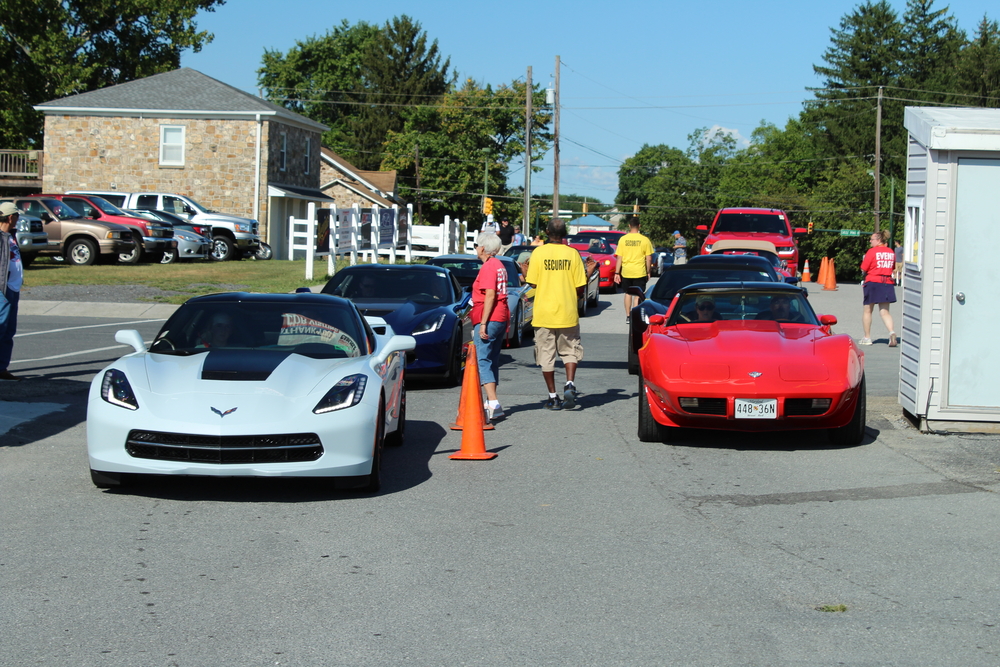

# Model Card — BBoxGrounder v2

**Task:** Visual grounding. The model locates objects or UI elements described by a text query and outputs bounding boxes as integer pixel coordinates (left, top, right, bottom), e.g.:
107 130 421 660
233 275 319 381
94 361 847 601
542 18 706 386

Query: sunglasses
697 302 715 311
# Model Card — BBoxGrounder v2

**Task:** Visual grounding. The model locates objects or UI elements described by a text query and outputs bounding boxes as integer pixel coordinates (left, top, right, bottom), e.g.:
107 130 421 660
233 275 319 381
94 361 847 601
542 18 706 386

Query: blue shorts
863 281 896 305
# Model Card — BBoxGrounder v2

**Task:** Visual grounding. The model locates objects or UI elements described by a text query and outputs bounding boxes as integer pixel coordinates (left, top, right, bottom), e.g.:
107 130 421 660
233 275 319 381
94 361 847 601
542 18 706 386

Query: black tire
160 249 178 264
385 383 406 447
90 469 122 488
578 291 588 317
447 333 464 386
66 238 98 266
254 242 273 260
211 235 236 262
21 253 35 268
627 336 639 376
638 376 673 443
509 306 524 348
364 400 386 493
829 375 867 446
588 285 599 307
118 241 142 264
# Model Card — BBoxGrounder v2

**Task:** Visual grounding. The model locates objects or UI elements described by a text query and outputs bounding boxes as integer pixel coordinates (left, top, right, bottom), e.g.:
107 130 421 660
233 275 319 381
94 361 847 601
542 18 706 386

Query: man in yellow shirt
613 218 654 324
525 219 587 410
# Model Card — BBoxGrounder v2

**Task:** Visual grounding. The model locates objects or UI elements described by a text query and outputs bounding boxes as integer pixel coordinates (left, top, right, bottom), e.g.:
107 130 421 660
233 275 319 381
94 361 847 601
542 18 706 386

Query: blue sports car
322 264 473 384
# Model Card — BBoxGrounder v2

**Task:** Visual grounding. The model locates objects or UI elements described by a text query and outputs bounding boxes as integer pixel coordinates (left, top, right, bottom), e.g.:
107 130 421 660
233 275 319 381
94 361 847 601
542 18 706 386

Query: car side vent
678 398 727 415
784 398 831 416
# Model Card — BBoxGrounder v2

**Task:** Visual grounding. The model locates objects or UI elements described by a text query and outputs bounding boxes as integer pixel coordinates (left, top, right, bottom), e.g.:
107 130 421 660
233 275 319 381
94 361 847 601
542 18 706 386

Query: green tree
953 16 1000 107
257 20 379 156
381 78 551 227
349 15 454 169
0 0 222 147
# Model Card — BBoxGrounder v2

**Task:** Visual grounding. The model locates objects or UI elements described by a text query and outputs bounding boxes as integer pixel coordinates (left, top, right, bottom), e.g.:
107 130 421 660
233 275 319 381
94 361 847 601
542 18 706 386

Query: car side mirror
819 314 837 326
91 211 101 219
625 286 645 303
115 329 146 354
648 314 665 326
41 212 53 222
784 276 800 285
695 225 708 233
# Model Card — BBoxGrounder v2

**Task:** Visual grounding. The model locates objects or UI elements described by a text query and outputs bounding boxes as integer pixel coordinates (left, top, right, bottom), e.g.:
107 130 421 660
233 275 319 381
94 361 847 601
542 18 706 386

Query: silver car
122 209 210 263
13 211 48 267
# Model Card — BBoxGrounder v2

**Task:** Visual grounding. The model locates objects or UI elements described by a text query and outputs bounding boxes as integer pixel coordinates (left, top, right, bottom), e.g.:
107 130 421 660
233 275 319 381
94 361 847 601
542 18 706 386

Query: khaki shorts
534 326 583 372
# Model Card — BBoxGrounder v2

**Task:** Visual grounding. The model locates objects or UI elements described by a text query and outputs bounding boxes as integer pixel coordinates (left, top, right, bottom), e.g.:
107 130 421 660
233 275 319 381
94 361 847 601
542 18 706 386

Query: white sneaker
858 337 872 346
484 402 505 422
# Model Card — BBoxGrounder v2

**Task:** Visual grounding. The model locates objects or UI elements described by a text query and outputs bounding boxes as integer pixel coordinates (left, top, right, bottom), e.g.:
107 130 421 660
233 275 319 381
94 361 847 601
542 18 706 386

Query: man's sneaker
544 396 563 410
858 337 873 346
626 316 630 325
488 404 505 422
563 382 577 409
0 370 22 381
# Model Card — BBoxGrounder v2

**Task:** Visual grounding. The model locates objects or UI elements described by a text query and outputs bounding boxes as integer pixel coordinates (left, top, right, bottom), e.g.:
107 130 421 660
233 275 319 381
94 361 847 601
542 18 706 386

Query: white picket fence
287 202 471 280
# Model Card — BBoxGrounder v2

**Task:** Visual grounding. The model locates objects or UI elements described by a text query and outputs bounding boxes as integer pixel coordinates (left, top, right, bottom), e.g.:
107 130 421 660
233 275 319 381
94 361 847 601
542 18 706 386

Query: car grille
30 220 43 233
149 223 173 238
784 399 830 416
679 398 728 415
126 430 323 464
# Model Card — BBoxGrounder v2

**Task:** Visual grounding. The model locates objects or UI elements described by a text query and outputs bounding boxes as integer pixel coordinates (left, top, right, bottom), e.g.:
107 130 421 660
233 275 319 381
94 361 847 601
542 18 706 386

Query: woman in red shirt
472 233 510 422
860 230 897 347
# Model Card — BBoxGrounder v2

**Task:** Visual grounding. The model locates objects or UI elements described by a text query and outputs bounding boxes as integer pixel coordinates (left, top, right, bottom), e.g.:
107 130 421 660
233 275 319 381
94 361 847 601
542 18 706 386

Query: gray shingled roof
35 67 326 130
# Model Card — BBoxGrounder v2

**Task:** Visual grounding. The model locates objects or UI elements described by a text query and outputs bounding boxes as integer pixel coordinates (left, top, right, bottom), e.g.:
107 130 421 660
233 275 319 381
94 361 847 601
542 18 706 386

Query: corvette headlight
313 374 367 414
101 369 138 410
412 313 446 335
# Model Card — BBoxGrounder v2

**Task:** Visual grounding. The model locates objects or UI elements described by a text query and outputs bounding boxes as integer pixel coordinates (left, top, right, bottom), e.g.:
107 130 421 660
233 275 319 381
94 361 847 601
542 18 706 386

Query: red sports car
637 282 866 446
568 234 617 292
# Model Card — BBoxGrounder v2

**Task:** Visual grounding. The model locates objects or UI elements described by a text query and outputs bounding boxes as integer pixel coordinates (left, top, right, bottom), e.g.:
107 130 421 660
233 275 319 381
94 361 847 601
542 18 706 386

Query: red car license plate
735 398 777 419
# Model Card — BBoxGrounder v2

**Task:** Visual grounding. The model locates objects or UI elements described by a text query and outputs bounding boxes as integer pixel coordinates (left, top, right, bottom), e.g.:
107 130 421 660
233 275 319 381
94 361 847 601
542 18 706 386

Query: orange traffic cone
450 344 498 460
822 258 838 291
801 259 812 283
450 341 494 431
816 257 828 286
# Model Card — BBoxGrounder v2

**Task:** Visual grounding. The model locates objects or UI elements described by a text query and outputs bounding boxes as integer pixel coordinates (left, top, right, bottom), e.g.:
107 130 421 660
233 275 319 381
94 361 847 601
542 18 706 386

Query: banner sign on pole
396 206 409 248
379 208 395 247
359 209 374 250
337 209 353 251
316 208 331 254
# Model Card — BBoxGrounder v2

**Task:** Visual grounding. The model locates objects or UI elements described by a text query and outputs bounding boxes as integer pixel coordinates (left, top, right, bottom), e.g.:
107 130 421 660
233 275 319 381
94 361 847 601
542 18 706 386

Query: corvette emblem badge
211 407 238 418
748 372 763 378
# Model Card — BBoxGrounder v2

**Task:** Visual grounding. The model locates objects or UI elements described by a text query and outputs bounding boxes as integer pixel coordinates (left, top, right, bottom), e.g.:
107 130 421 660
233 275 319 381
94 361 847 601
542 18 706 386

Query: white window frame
279 132 287 172
905 196 924 269
304 137 311 175
159 125 186 167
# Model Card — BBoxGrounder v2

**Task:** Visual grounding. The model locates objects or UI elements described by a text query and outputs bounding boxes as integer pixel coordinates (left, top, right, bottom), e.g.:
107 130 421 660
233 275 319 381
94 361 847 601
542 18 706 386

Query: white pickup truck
68 191 261 261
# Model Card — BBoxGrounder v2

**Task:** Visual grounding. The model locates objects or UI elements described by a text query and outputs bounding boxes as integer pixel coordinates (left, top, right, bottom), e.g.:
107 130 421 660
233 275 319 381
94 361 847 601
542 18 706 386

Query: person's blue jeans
474 321 506 386
0 287 19 370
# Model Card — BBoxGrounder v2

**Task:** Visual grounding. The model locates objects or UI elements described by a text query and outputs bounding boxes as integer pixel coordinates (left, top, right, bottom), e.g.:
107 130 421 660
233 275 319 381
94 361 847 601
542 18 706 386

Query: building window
905 197 923 269
304 138 311 175
159 125 185 166
280 132 287 172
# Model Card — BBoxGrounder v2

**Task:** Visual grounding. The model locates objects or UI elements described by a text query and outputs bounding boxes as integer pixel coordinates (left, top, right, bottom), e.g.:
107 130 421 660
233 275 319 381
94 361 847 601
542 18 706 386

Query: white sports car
87 292 415 493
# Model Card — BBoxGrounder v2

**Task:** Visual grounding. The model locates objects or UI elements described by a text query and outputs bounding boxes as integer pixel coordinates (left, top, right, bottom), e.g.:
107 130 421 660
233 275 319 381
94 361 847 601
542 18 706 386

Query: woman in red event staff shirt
860 229 897 347
472 232 510 422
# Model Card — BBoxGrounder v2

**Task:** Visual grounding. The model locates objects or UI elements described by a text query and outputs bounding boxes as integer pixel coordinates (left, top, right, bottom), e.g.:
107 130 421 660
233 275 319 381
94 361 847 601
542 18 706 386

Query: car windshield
668 290 817 325
713 213 789 235
324 269 454 304
650 268 775 303
86 196 127 216
149 300 365 358
426 258 481 285
567 235 612 253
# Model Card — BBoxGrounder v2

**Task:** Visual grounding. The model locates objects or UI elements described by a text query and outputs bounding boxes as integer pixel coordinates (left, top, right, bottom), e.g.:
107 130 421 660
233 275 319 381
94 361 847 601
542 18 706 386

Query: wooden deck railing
0 150 42 178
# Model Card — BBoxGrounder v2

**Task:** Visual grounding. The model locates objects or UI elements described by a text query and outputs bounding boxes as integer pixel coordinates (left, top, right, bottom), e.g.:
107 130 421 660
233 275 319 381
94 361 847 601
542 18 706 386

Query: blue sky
182 0 996 205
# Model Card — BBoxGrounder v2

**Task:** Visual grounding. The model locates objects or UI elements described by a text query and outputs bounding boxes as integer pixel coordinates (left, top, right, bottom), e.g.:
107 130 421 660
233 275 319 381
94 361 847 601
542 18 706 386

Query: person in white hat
0 201 25 381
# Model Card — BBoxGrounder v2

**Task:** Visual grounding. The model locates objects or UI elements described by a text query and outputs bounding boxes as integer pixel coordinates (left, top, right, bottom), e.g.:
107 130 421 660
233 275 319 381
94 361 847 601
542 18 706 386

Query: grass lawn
23 256 357 304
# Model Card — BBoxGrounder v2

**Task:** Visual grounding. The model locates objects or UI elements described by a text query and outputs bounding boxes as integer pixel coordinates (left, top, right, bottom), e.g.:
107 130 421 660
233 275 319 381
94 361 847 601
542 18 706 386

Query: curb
19 300 180 319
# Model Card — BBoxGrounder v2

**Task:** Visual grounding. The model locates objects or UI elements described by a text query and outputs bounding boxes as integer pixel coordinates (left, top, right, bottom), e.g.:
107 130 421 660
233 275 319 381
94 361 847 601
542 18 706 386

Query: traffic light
483 197 493 215
808 221 814 234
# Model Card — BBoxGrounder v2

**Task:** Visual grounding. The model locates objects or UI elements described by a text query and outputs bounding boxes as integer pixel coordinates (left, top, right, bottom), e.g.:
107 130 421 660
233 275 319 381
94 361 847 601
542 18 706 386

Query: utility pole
414 144 422 223
524 66 532 233
874 86 883 233
552 55 561 223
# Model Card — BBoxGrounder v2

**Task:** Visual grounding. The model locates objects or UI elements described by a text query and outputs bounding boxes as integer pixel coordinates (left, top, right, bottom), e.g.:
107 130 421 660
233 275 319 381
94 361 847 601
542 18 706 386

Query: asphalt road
3 284 1000 666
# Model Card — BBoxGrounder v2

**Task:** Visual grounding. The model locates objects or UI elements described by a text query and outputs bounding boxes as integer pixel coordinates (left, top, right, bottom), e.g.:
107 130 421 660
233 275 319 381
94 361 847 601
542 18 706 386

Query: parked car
86 292 414 492
508 245 600 316
11 210 48 267
651 246 673 276
636 282 866 446
626 255 784 375
69 190 261 262
3 196 135 266
321 264 473 384
696 207 807 276
34 194 174 264
123 209 210 263
572 229 627 250
424 254 535 348
568 234 617 292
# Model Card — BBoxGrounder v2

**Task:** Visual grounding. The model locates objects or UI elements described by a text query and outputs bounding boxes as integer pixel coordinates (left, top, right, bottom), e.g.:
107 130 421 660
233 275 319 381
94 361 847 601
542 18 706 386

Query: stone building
320 146 405 210
34 67 335 258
